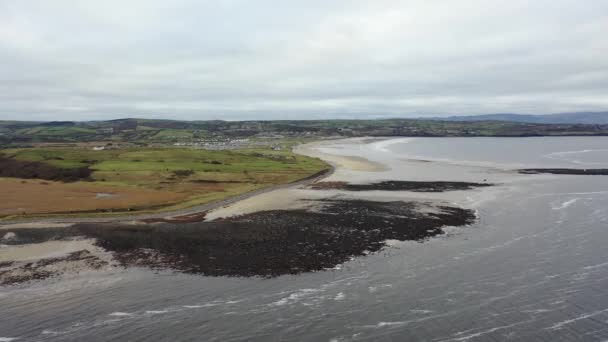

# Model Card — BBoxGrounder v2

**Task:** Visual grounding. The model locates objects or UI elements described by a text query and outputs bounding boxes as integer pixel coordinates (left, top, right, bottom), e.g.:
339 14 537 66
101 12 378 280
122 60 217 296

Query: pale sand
0 222 74 230
206 139 389 220
204 189 300 221
0 239 101 262
0 239 115 286
204 188 332 221
294 139 389 172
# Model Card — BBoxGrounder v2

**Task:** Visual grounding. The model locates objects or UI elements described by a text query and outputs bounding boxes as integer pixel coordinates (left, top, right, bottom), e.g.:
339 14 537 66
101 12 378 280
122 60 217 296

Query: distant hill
437 112 608 125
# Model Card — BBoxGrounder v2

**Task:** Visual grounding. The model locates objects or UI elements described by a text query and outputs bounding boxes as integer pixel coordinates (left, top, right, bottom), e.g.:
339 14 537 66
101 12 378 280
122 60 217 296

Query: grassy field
0 146 329 218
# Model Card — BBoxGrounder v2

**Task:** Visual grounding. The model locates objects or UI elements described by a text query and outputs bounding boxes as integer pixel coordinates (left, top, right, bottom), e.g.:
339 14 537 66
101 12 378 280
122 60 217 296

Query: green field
1 145 329 217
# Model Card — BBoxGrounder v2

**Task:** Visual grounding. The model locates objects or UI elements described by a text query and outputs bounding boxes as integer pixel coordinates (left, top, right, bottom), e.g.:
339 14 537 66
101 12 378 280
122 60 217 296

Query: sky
1 0 607 121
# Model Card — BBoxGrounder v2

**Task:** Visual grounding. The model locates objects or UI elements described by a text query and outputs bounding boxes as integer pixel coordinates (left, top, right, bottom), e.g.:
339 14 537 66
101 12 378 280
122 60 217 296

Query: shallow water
2 137 608 341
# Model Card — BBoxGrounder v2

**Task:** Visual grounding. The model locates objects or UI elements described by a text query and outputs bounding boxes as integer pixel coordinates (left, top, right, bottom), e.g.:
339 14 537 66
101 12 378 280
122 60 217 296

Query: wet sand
294 139 389 172
0 239 113 286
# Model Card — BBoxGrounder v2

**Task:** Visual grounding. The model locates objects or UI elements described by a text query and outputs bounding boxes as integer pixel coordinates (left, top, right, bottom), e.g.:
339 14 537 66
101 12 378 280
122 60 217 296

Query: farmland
0 146 328 218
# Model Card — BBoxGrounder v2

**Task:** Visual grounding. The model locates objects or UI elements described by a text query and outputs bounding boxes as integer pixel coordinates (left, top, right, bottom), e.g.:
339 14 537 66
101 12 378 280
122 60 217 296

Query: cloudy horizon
1 0 607 121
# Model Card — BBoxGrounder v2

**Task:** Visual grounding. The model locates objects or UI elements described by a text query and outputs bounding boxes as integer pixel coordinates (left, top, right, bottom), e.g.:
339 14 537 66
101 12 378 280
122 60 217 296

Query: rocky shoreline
0 139 487 286
309 180 493 192
519 168 608 175
1 198 476 283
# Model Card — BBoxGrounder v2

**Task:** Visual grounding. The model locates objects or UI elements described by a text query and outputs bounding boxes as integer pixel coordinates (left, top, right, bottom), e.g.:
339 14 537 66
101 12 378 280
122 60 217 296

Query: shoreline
1 138 484 284
294 138 390 172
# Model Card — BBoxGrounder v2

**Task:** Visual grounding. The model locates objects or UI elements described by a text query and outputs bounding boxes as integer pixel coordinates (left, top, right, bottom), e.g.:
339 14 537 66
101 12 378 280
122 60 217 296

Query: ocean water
2 137 608 341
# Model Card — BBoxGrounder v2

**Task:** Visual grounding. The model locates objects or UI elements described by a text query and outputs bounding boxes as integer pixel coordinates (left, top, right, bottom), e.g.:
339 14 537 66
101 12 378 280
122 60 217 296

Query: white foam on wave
108 312 133 317
368 284 393 293
182 303 218 309
0 338 19 341
270 288 320 306
41 330 59 335
269 274 368 307
522 308 553 314
373 321 407 328
546 308 608 330
410 309 434 315
441 321 527 341
552 198 581 210
583 260 608 270
372 138 416 152
145 310 168 315
334 292 346 301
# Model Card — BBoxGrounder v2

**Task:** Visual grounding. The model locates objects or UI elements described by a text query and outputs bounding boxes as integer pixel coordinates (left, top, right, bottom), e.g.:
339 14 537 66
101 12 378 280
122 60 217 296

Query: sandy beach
206 139 389 220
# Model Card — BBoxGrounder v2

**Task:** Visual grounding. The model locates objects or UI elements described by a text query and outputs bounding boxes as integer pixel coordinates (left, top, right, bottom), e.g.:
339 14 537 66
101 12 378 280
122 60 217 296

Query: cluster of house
173 138 251 150
91 143 120 151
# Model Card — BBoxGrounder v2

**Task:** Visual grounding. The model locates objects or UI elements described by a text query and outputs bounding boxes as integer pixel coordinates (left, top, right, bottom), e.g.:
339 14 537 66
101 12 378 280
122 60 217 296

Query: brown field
0 178 189 216
0 146 329 218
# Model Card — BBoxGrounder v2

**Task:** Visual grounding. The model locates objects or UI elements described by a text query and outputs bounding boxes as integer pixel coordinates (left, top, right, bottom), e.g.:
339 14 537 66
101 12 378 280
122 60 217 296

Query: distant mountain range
434 112 608 125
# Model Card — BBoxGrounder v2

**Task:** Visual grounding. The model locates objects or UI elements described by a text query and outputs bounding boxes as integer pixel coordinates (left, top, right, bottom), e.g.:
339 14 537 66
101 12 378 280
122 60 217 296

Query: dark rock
310 180 493 192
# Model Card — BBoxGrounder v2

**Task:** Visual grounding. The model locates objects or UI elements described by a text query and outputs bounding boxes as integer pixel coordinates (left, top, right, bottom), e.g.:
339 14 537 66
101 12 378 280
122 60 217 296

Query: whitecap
546 308 608 330
145 310 168 315
410 309 434 315
522 308 552 314
372 138 415 152
108 312 133 317
552 198 580 210
583 260 608 270
0 338 19 342
441 321 527 341
375 321 407 328
368 284 393 293
270 288 320 306
334 292 345 301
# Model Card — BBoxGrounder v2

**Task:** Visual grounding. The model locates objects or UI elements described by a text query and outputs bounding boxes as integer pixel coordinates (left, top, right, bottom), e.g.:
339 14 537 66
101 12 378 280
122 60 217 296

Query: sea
2 136 608 341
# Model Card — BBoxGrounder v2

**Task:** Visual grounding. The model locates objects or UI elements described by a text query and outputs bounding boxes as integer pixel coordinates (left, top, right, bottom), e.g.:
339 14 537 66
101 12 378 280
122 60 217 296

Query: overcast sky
1 0 607 121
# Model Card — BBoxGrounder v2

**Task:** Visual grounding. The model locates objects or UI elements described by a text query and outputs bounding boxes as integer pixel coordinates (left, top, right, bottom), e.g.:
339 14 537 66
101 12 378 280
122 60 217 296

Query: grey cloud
0 0 607 121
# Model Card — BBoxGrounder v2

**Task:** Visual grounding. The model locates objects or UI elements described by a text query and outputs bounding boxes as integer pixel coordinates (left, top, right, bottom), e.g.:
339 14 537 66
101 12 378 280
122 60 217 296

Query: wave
546 308 608 330
182 303 219 309
372 138 416 152
442 321 528 341
551 198 580 210
363 321 407 329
